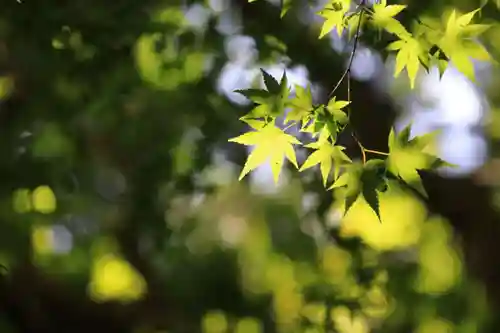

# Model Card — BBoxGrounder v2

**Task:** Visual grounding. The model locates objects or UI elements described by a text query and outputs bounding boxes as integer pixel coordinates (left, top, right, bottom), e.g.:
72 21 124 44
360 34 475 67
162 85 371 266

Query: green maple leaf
370 0 408 37
438 9 492 81
228 122 301 183
239 118 267 131
461 23 491 38
235 89 271 105
302 112 338 141
235 87 273 119
407 127 440 150
359 159 388 221
236 69 290 119
317 0 351 38
285 84 314 124
444 9 480 37
299 129 352 186
387 36 428 88
386 124 454 198
260 68 282 95
329 163 362 216
427 46 449 78
329 159 387 221
300 97 349 141
325 96 349 125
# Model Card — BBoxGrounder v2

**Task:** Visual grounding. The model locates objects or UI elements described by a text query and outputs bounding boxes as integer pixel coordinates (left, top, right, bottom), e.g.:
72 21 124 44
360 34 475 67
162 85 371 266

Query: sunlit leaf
300 130 351 186
370 0 409 37
326 96 350 125
438 9 492 81
285 84 314 124
229 122 301 183
317 0 351 38
330 160 387 221
387 36 428 88
239 70 290 119
387 125 454 198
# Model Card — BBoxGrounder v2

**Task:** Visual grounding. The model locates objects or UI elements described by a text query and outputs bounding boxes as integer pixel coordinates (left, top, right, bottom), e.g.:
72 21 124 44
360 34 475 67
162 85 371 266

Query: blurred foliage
1 0 500 333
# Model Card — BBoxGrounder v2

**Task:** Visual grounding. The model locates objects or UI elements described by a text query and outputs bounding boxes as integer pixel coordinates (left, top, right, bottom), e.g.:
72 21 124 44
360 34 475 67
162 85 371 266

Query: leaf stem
352 134 389 164
364 149 389 156
353 133 366 164
283 122 296 132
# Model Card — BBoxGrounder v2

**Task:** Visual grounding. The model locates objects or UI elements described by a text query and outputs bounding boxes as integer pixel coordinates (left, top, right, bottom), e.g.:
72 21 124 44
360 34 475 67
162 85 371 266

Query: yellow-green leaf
326 96 350 124
386 125 452 197
370 1 409 37
456 8 481 27
300 143 335 186
317 0 351 38
240 117 267 130
462 40 491 61
285 84 314 124
438 8 491 81
300 135 351 186
328 171 349 189
450 50 475 82
229 123 301 183
389 37 426 88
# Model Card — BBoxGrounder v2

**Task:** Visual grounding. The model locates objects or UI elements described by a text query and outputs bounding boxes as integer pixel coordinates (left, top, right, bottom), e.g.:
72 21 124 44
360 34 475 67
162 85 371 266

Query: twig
326 0 366 100
327 0 389 163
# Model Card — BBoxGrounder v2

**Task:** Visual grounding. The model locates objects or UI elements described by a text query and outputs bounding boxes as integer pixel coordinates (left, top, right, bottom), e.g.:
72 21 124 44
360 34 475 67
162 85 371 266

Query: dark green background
2 0 500 332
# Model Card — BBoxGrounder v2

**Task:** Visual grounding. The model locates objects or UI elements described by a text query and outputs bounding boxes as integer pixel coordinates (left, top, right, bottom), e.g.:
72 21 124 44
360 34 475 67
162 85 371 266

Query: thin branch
332 0 390 164
326 1 366 100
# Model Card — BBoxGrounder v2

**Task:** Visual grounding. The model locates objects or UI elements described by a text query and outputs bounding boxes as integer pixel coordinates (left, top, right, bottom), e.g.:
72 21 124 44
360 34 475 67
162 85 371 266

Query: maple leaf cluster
228 0 494 221
228 69 451 221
